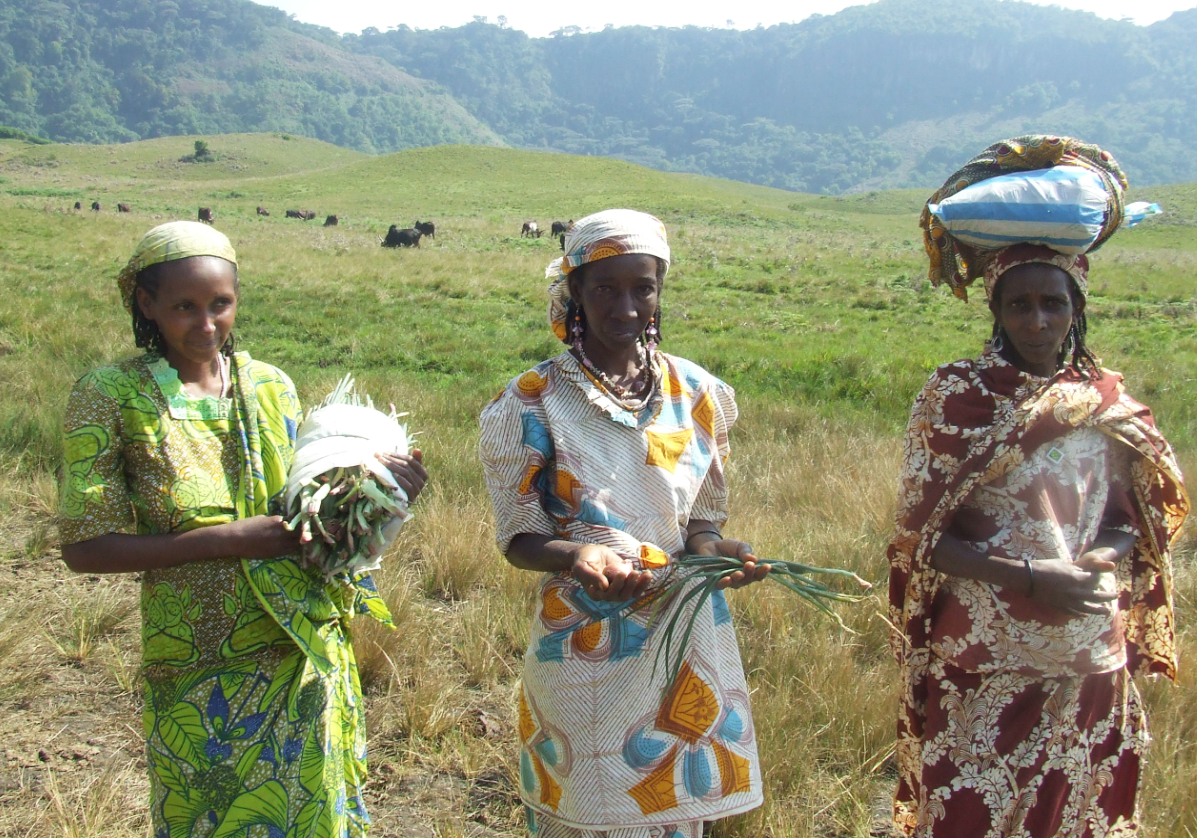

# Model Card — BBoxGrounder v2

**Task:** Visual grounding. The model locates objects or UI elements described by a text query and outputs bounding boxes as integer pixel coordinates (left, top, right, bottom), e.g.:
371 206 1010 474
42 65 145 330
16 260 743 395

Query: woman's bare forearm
61 516 300 574
930 532 1027 590
63 531 239 574
504 534 584 573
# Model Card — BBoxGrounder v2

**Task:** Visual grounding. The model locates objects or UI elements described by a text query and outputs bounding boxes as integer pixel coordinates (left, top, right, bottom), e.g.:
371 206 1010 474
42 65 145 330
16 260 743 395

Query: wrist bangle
687 529 721 546
1023 557 1035 599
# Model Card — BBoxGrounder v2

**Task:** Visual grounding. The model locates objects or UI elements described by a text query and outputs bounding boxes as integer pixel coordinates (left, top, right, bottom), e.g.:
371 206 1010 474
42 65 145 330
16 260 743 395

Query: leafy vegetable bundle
644 554 872 690
284 375 412 581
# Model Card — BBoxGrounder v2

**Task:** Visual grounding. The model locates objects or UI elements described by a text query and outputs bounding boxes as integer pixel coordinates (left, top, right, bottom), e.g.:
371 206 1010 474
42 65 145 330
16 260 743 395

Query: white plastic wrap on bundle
285 403 410 510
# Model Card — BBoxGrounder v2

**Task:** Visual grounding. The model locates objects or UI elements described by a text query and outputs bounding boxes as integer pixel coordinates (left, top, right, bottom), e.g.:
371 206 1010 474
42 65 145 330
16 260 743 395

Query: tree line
1 0 1194 192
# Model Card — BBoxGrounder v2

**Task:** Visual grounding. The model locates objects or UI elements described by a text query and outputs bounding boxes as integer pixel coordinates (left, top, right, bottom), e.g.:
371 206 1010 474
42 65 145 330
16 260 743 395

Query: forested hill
0 0 500 152
2 0 1195 193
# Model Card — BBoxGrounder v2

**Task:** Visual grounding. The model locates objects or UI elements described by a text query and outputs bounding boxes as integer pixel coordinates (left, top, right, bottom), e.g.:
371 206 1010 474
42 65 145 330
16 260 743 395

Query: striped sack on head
927 166 1109 255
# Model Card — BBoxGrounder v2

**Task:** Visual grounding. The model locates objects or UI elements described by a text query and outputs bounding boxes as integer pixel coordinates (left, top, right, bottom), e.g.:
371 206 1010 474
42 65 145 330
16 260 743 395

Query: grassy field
0 132 1193 837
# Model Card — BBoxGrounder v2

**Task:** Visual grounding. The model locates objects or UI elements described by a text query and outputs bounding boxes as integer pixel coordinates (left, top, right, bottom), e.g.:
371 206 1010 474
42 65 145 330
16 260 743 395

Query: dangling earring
1061 323 1076 363
645 309 661 350
571 306 584 343
991 329 1005 353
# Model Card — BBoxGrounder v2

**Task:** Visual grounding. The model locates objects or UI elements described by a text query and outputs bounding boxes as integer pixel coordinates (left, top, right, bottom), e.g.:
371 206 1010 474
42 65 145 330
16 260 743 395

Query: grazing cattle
414 220 435 239
91 201 101 212
286 209 317 220
117 202 131 213
521 221 540 238
198 207 215 224
324 215 338 227
73 201 82 211
381 225 422 248
551 220 568 237
256 206 270 216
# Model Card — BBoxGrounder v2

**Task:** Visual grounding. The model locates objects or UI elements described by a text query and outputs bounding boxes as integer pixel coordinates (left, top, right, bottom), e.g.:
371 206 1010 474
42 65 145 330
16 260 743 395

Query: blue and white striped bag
927 166 1110 254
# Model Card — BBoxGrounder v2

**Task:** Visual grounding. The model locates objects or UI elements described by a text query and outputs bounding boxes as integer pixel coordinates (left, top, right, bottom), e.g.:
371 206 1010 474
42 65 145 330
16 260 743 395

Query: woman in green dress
58 221 427 837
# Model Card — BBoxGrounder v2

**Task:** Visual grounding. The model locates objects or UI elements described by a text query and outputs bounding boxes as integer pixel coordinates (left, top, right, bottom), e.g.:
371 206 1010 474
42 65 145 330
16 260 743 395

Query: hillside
0 0 1194 190
348 0 1197 191
0 0 500 151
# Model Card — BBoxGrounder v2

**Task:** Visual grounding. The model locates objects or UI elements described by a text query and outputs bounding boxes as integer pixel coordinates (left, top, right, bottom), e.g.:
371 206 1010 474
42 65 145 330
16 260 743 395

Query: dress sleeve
58 370 136 545
478 388 558 554
689 378 738 527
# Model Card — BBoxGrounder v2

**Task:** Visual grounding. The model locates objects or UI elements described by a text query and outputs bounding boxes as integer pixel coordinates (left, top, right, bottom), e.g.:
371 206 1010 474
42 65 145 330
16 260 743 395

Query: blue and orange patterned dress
479 349 763 838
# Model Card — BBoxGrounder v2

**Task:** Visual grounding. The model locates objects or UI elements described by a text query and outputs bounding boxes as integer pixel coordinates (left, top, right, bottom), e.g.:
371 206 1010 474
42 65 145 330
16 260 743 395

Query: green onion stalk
635 555 873 693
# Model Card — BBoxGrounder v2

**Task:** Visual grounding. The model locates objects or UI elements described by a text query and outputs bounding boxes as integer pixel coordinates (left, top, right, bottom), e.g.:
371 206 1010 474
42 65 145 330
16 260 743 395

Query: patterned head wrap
117 221 238 312
922 135 1126 300
545 209 671 343
983 243 1089 302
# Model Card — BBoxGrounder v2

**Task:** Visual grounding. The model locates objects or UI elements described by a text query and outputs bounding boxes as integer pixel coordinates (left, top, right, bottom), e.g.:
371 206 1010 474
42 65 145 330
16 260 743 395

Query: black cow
414 220 435 238
257 206 270 217
286 209 317 220
117 202 131 213
382 225 422 248
91 201 101 212
198 207 215 224
551 220 569 237
324 215 338 227
73 201 82 211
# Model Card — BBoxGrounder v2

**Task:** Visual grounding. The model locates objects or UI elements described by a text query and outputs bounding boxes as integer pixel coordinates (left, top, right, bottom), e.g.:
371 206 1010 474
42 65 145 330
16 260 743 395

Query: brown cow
198 207 215 224
324 215 338 227
286 209 317 220
414 220 435 238
256 206 270 217
117 202 131 213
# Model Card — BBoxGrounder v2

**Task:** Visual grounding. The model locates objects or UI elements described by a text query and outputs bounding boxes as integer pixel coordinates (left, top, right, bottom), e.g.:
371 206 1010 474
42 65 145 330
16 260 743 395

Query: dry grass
45 579 135 666
2 407 1195 837
37 759 145 838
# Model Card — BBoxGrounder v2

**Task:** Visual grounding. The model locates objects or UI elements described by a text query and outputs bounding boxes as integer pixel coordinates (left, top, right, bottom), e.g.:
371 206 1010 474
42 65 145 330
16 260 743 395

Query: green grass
0 134 1194 837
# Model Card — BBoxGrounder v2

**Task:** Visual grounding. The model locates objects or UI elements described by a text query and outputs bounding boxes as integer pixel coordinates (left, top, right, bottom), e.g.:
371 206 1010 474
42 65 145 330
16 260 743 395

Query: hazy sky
262 0 1195 37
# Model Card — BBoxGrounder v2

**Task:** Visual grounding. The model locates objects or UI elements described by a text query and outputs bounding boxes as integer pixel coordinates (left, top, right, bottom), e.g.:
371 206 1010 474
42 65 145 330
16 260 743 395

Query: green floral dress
59 353 392 838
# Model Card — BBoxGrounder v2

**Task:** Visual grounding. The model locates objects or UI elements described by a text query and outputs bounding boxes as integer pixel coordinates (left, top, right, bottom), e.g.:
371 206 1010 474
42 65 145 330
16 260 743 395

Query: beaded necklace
572 339 656 410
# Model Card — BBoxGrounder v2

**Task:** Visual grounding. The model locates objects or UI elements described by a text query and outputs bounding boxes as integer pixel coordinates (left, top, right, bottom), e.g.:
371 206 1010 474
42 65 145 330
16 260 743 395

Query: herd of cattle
73 202 572 249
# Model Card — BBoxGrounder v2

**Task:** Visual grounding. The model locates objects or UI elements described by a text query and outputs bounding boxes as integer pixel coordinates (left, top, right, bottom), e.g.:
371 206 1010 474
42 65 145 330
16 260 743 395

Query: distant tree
193 139 212 160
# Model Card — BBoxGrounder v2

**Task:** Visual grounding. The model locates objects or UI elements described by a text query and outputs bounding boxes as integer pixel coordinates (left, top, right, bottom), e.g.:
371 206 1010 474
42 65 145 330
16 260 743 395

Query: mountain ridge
1 0 1193 192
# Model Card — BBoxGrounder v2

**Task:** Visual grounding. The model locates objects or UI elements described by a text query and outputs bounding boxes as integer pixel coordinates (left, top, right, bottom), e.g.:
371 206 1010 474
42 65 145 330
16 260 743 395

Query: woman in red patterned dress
888 238 1188 836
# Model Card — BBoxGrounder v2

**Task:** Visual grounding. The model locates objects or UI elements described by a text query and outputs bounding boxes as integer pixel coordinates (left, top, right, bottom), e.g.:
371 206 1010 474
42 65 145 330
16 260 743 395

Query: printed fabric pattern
887 347 1188 836
60 352 392 838
478 350 763 830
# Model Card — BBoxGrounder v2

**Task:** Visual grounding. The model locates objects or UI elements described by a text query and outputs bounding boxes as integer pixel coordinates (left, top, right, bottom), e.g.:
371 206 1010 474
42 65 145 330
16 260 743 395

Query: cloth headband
117 221 238 312
983 243 1089 301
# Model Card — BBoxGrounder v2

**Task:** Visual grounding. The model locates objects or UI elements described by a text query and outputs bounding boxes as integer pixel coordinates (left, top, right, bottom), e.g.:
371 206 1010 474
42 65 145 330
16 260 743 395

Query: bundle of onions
641 555 872 691
284 375 412 581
